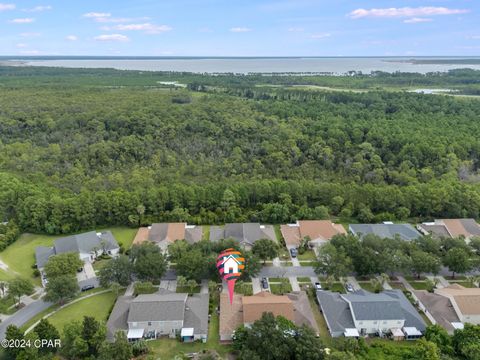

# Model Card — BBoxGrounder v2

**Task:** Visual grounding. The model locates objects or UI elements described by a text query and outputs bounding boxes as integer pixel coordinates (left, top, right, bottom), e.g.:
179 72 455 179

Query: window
373 321 377 324
148 322 152 326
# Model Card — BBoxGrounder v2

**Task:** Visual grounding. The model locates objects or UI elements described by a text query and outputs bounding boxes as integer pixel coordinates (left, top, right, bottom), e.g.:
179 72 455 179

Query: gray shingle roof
106 295 134 340
384 289 426 332
209 223 275 246
344 290 405 320
35 246 56 268
316 291 355 334
460 219 480 236
184 294 209 335
35 231 119 269
349 224 421 241
127 292 187 323
148 223 169 243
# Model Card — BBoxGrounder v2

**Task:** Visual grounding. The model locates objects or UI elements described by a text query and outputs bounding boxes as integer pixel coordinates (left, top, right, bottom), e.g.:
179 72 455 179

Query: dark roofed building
106 289 209 342
147 223 203 252
210 223 276 249
349 224 421 241
317 289 426 338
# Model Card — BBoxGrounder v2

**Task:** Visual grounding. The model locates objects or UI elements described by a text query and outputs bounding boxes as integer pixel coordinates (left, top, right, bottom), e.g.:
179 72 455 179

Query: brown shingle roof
219 292 243 340
440 219 480 238
436 284 480 315
133 227 149 245
298 220 347 241
280 225 301 247
148 223 187 243
414 290 459 333
242 292 294 324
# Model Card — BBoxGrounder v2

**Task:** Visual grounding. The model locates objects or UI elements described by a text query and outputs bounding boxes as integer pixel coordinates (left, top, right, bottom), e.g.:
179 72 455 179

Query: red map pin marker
216 248 245 304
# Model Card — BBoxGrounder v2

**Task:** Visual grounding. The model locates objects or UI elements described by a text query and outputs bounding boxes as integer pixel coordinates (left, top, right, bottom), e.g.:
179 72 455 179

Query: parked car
345 283 354 292
81 284 94 291
261 277 269 289
289 248 298 258
315 282 322 290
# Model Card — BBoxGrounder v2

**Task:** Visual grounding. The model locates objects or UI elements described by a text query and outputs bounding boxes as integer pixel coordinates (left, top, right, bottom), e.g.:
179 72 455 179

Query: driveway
286 245 301 267
346 276 361 291
200 279 209 294
0 299 52 340
159 280 177 292
252 278 262 294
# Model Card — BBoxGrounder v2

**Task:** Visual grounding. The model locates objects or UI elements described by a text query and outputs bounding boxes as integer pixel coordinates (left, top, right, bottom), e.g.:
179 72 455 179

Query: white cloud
111 23 172 34
467 35 480 40
94 33 129 42
230 27 251 33
288 27 304 32
65 35 78 41
23 5 51 12
0 3 15 11
348 7 468 19
310 33 331 39
83 12 111 18
9 18 35 23
403 17 433 23
20 32 41 37
19 49 39 55
16 43 27 48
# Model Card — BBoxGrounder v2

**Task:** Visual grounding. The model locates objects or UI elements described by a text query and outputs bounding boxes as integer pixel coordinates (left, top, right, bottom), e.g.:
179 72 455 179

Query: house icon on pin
223 255 240 274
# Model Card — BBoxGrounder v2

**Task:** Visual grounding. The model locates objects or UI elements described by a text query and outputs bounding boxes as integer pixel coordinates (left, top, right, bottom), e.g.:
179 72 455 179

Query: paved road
0 299 52 340
259 266 315 278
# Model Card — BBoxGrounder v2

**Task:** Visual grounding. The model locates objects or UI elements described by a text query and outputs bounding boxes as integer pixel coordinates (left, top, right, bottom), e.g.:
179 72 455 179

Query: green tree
414 338 440 360
44 252 83 278
452 323 480 360
252 239 279 264
33 319 60 354
294 326 325 360
315 244 353 279
4 325 24 360
130 243 167 282
45 274 78 305
99 255 133 287
8 278 34 307
443 248 473 279
61 321 88 360
424 324 453 355
186 279 198 294
411 250 441 279
82 316 105 356
98 331 133 360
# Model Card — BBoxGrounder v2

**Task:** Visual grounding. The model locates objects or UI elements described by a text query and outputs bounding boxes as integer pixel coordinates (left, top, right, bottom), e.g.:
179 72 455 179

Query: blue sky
0 0 479 56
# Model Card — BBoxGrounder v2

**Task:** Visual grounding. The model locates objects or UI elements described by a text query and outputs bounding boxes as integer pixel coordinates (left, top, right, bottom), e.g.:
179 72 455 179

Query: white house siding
461 314 480 325
128 320 183 338
354 319 404 335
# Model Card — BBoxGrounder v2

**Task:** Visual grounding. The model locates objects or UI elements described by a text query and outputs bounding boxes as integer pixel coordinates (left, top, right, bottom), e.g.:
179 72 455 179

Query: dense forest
1 66 480 235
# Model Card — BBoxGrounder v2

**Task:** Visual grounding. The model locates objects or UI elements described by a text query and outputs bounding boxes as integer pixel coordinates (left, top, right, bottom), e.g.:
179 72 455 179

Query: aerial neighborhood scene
1 0 480 359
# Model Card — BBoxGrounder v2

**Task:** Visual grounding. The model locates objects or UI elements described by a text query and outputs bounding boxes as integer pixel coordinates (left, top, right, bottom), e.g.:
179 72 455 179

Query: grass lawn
0 268 15 281
176 286 201 294
322 282 346 293
267 277 284 283
270 283 292 295
300 261 316 267
148 312 232 359
444 275 467 280
0 233 60 285
101 226 137 250
306 290 332 346
273 224 290 259
92 258 111 271
202 225 210 241
359 282 379 293
450 281 476 288
298 277 311 282
298 250 317 261
389 282 406 290
46 291 117 333
409 281 430 291
235 283 253 296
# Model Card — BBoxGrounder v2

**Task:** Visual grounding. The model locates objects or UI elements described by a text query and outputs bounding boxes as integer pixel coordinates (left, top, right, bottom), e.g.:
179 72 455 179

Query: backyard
148 312 232 359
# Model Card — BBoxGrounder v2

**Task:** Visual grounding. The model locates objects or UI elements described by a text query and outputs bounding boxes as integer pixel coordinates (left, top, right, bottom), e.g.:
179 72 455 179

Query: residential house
413 291 461 334
210 223 276 250
281 220 346 248
349 223 421 241
35 231 120 289
317 289 426 339
219 291 319 341
145 223 203 252
435 284 480 325
417 219 480 242
106 289 209 342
